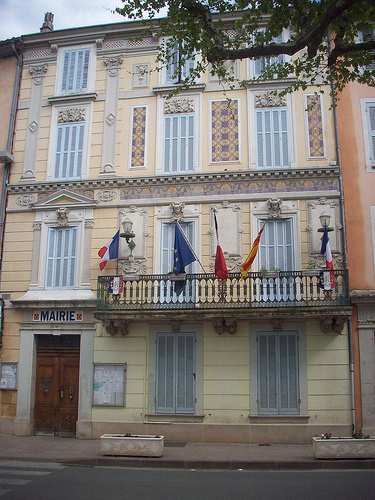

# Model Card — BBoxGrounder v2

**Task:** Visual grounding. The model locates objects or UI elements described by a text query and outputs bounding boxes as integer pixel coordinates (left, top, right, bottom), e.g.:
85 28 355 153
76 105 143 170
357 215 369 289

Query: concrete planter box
100 434 164 457
313 437 375 459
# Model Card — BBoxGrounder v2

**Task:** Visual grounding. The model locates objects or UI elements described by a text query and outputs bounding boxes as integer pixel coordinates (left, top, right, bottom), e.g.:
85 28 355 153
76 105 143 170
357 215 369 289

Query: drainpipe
328 35 356 433
0 40 22 276
0 40 22 348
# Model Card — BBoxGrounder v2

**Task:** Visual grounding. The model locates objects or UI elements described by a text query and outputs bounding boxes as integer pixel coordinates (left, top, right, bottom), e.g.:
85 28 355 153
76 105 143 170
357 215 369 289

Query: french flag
214 212 228 280
320 225 335 289
98 230 120 271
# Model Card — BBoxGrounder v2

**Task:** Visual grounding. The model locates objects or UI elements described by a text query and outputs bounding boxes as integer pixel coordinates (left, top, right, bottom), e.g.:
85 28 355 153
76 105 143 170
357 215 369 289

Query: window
61 48 90 94
161 222 194 275
256 108 289 168
45 227 77 289
164 114 195 173
360 30 375 71
156 333 195 413
54 122 85 180
165 41 195 84
258 331 299 415
366 103 375 166
254 34 284 78
259 218 294 271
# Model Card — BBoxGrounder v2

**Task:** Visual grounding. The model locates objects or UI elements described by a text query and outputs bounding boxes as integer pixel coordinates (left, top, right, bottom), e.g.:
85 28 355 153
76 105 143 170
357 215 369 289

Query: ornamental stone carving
268 198 282 218
133 63 150 88
104 55 124 76
16 194 36 206
164 97 194 114
58 108 86 123
29 64 48 84
56 207 70 226
97 189 117 203
255 92 286 108
212 317 237 335
102 319 129 336
170 202 185 220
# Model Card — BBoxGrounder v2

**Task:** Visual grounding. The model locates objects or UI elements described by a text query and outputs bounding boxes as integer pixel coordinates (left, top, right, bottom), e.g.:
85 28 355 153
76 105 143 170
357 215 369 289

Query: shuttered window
165 41 195 84
258 331 299 415
256 108 289 168
61 48 90 93
361 30 375 71
156 333 195 413
259 218 294 271
164 115 195 173
254 34 284 77
54 123 85 179
367 103 375 166
45 227 77 289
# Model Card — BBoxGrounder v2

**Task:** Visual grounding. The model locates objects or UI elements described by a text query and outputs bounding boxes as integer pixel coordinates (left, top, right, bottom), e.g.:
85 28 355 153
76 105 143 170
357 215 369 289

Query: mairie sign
33 310 83 322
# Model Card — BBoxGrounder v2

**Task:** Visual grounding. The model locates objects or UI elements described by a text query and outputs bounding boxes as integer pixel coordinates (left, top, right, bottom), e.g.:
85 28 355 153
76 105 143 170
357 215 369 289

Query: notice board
92 363 126 406
0 362 18 390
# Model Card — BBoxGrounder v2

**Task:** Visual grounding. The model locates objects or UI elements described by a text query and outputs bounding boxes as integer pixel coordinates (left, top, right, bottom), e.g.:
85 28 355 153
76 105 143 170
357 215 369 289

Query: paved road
1 461 375 499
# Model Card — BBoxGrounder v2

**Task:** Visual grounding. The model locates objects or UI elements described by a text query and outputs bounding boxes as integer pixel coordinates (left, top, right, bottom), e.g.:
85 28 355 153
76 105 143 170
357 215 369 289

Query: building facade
0 16 353 443
337 71 375 436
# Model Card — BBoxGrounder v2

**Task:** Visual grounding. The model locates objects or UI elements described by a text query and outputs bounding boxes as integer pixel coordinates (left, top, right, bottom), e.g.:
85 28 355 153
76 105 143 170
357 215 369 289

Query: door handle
60 387 64 399
69 386 74 401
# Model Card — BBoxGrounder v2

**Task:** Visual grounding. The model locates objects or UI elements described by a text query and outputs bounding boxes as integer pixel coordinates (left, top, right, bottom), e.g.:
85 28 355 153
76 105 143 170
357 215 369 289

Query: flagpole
176 220 208 275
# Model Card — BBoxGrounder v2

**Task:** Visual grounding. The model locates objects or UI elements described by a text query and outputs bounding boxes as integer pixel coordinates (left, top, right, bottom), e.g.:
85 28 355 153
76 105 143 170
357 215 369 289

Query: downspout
0 40 22 277
328 33 356 433
0 40 22 348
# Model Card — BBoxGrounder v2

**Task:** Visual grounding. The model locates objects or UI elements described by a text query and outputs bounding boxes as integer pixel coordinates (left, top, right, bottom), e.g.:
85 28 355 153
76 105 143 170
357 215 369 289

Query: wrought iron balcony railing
97 270 349 311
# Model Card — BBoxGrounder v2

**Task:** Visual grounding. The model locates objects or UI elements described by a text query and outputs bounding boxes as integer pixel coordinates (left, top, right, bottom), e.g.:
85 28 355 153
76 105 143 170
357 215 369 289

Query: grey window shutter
279 333 299 413
176 334 195 412
258 333 277 413
45 227 77 290
54 123 85 180
156 334 175 412
368 104 375 163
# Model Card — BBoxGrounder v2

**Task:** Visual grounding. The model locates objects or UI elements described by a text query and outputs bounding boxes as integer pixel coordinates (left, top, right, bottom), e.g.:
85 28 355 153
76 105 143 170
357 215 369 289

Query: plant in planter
313 431 375 459
100 433 164 457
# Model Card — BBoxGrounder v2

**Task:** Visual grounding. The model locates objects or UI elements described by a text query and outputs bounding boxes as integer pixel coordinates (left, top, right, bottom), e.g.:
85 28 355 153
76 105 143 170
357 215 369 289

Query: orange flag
240 221 267 280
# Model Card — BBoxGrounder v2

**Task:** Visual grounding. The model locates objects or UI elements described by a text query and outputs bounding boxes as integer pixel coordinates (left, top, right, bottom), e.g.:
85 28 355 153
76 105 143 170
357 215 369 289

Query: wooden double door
35 348 80 436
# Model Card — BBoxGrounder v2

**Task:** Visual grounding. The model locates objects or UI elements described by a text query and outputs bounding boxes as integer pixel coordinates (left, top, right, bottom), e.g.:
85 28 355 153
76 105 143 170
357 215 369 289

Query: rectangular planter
313 437 375 459
100 434 164 457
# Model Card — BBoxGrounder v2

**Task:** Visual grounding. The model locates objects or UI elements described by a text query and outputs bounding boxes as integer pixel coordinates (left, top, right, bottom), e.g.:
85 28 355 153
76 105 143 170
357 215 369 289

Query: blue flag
173 224 195 275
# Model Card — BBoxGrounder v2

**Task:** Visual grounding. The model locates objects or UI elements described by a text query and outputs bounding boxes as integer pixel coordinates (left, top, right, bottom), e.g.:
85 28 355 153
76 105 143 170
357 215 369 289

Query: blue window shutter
164 115 195 173
166 42 179 84
61 48 90 93
259 219 294 272
45 227 77 289
368 104 375 164
256 108 289 168
258 332 299 415
156 333 195 414
54 123 85 180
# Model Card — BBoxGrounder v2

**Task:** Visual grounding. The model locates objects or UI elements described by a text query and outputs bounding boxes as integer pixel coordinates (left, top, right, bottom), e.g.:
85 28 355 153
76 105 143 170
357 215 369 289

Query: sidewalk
1 433 375 470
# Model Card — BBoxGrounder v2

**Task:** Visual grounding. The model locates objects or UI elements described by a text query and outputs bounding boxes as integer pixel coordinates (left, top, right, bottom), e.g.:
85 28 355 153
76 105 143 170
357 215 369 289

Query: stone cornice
8 166 340 196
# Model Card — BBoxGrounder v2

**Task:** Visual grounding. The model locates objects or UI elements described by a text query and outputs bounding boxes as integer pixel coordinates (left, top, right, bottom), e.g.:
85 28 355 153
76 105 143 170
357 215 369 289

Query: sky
0 0 128 41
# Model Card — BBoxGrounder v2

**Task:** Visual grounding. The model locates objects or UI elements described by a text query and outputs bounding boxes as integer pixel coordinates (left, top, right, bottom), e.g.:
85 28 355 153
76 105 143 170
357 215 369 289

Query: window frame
54 44 96 96
361 98 375 171
148 324 204 417
253 33 285 78
258 218 294 272
249 323 308 419
164 40 195 85
256 107 290 168
54 121 85 180
45 226 78 290
163 113 195 173
46 102 92 182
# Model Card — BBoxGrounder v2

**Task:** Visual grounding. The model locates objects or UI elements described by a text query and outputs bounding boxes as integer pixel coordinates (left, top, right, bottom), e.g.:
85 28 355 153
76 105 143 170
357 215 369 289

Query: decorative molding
58 107 86 123
56 207 70 226
8 167 341 198
212 317 237 335
268 198 282 218
164 97 195 114
105 113 116 126
97 189 117 203
85 219 94 228
104 55 124 76
133 63 150 88
255 92 287 108
96 39 104 50
118 206 148 273
170 202 185 220
29 64 48 84
320 315 347 334
16 194 36 206
102 319 129 336
33 221 42 231
209 202 242 272
28 121 38 133
171 320 182 333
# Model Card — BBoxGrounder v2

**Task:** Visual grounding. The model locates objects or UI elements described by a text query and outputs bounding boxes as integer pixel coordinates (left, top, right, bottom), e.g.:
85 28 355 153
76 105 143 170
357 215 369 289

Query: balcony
95 270 351 334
